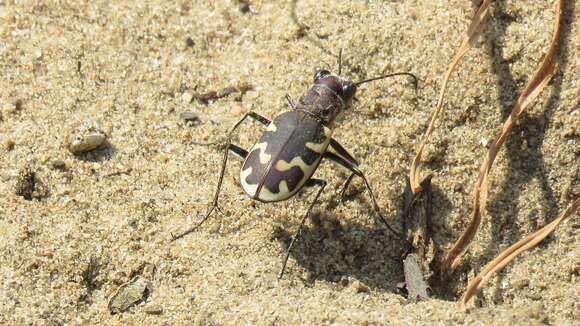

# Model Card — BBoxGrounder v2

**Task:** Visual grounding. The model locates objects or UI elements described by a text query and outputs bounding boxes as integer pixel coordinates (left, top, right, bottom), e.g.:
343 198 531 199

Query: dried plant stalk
461 196 579 308
442 0 566 277
409 0 493 193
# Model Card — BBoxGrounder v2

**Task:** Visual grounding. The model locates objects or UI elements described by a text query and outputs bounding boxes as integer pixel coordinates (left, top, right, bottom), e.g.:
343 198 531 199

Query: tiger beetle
173 50 418 278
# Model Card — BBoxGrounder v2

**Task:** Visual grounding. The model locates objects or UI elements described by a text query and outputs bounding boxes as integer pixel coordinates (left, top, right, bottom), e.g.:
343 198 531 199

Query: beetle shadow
466 0 575 305
274 210 408 291
271 177 456 292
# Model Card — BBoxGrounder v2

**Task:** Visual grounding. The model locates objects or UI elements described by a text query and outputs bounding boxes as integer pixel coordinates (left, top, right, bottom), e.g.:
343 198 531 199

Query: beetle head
300 50 418 125
313 69 358 103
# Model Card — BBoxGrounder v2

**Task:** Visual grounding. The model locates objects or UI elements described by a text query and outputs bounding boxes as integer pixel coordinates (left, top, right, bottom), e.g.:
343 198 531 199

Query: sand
0 1 578 325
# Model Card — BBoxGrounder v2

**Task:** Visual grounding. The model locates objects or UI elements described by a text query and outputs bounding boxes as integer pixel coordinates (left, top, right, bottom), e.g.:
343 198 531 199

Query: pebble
179 111 199 126
108 276 151 314
1 102 16 114
238 0 250 13
185 37 195 48
230 105 248 117
479 137 489 147
513 278 529 289
181 91 194 103
66 124 107 154
350 279 370 293
4 139 15 151
143 304 164 315
14 168 37 200
50 159 66 170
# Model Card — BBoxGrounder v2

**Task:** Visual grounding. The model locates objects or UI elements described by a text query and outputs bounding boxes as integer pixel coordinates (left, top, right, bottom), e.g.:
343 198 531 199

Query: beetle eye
314 69 331 82
343 83 357 97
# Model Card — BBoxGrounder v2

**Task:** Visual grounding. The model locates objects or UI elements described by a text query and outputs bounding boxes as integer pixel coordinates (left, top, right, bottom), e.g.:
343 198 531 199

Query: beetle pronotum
173 50 417 278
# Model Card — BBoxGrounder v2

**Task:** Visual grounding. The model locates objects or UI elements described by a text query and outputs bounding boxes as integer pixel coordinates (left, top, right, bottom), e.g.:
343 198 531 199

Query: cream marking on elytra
258 180 291 201
305 127 332 154
275 156 312 172
240 166 258 197
266 122 277 132
250 142 271 164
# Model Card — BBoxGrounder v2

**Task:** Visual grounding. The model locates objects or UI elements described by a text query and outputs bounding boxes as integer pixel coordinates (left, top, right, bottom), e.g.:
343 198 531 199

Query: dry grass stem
460 196 579 308
442 0 566 277
409 0 493 193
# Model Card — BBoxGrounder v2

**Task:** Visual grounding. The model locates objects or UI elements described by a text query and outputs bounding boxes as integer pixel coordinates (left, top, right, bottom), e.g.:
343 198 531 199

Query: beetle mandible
173 50 417 278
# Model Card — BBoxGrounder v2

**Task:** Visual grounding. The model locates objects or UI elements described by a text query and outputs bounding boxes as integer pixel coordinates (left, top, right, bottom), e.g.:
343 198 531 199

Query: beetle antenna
354 72 418 90
337 49 343 76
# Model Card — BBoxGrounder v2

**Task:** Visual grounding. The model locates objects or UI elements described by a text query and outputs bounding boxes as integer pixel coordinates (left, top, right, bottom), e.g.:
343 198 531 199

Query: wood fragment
108 276 151 314
403 254 430 301
193 83 253 105
402 176 436 300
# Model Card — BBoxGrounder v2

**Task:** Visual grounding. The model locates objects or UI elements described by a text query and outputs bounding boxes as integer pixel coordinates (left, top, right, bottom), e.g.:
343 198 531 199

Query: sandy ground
0 0 578 325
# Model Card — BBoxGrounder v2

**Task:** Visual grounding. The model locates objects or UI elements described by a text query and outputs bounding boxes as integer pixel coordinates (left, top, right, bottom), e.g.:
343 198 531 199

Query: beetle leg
338 173 356 202
228 143 248 159
286 93 297 109
279 178 327 279
172 112 270 241
323 151 411 247
329 139 358 202
245 111 271 126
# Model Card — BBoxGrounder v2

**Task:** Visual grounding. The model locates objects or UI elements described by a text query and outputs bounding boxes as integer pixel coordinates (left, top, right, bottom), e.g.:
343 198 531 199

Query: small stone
179 111 199 126
513 279 529 289
194 91 218 104
142 263 156 279
66 124 107 154
351 279 370 293
527 292 542 300
238 1 250 13
39 249 54 258
143 304 163 315
108 276 151 314
479 137 488 147
4 139 15 151
2 103 16 114
33 48 43 59
157 153 169 163
185 37 195 48
181 92 194 103
244 90 258 101
14 168 37 200
14 167 48 200
230 106 247 117
220 86 239 97
50 160 66 171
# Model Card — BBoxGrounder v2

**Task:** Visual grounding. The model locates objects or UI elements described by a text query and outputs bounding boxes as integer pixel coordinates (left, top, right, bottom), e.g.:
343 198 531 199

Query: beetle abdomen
240 111 332 202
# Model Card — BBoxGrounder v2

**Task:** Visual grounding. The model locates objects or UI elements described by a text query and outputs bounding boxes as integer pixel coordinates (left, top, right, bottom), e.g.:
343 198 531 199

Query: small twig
461 196 579 308
409 0 493 193
104 168 133 178
442 0 565 277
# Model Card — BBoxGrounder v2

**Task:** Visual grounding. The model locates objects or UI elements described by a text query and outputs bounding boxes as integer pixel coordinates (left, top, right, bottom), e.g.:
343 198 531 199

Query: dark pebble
179 111 200 126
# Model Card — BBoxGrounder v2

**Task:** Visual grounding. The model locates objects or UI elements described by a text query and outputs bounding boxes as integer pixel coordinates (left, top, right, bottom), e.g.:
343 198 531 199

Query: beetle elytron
173 51 417 278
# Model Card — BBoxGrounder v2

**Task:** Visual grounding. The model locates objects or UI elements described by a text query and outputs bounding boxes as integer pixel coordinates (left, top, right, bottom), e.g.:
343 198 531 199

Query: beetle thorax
296 74 357 126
